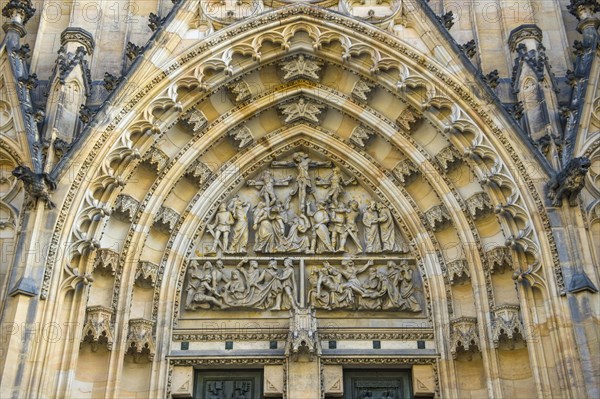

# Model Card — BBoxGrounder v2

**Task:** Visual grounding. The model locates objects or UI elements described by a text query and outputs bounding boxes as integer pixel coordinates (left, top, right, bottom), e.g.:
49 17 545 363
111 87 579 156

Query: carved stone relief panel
181 256 423 315
196 150 409 257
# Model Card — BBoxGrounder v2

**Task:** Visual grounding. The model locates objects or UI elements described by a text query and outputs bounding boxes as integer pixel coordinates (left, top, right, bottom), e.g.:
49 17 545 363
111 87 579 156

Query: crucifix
246 169 293 206
271 152 332 213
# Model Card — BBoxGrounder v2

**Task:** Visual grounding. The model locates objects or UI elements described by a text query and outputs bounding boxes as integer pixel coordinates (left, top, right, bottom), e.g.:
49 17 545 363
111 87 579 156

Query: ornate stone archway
1 1 596 398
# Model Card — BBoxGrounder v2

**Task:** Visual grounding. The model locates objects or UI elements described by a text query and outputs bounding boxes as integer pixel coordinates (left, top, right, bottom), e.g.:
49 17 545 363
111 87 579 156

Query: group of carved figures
308 259 421 312
184 258 420 312
185 258 299 311
206 152 403 254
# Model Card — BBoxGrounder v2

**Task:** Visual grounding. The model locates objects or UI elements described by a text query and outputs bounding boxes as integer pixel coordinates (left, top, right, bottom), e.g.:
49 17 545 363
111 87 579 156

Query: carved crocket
12 165 57 209
546 157 591 207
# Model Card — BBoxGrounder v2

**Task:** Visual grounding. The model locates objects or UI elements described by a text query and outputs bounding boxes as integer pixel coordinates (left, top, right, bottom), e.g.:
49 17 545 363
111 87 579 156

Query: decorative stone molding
185 160 213 186
351 79 374 102
546 157 591 206
113 194 139 221
264 365 285 397
286 308 320 362
182 109 207 132
465 192 492 219
126 318 156 362
424 204 451 231
486 247 512 274
392 159 419 185
435 146 461 171
81 305 114 351
135 261 159 288
446 260 470 285
154 206 180 232
280 55 322 81
449 317 480 358
348 125 374 147
144 147 170 172
227 80 252 103
491 305 525 349
396 106 420 130
92 248 119 275
278 97 325 123
228 125 254 149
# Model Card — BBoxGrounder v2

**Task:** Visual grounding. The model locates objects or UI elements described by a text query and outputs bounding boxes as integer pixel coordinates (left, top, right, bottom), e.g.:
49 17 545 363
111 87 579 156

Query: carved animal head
11 165 33 180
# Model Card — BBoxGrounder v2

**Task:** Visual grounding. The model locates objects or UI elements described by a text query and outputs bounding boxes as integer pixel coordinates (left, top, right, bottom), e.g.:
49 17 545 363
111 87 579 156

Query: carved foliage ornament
135 261 158 288
154 206 180 232
392 159 419 185
425 204 451 231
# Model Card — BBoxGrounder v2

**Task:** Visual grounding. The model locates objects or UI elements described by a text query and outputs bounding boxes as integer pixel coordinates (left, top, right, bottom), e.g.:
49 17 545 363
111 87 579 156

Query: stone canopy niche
183 150 424 315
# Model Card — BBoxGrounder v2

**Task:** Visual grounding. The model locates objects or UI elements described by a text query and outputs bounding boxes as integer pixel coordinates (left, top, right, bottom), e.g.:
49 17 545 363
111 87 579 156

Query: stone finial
567 0 600 20
2 0 35 24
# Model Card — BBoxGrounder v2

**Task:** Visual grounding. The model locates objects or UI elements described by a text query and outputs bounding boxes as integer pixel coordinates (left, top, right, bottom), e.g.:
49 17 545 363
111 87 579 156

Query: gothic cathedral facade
0 0 598 398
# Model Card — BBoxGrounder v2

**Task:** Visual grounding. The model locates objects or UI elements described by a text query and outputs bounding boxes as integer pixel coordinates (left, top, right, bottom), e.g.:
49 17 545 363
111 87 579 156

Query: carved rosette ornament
449 317 480 359
92 248 119 275
1 0 36 25
125 318 156 362
491 305 525 349
81 306 114 351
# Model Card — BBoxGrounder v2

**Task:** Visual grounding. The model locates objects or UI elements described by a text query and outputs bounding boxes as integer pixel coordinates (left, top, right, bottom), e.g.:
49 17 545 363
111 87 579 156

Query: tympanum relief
185 151 422 313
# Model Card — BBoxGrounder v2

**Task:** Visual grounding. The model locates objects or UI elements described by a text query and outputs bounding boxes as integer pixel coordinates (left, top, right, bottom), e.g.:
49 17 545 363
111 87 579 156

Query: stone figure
358 267 393 310
378 203 400 252
387 260 421 312
340 200 363 253
338 259 373 297
12 165 57 209
308 263 352 309
285 213 312 253
315 166 355 206
272 258 299 310
185 260 203 309
329 204 347 253
253 202 277 252
546 156 591 206
207 203 235 253
246 170 292 206
227 196 251 253
204 260 228 292
272 152 331 212
222 269 247 303
187 272 226 310
270 201 288 251
307 201 334 253
362 201 382 253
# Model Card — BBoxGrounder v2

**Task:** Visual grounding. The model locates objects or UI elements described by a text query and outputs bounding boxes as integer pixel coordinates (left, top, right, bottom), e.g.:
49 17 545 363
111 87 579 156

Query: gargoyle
546 157 591 207
12 165 57 209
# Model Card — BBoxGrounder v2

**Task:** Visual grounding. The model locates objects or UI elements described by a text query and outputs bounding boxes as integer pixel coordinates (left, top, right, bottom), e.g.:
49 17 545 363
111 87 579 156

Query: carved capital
486 247 512 274
126 318 156 361
93 248 119 275
154 206 180 232
446 259 470 285
491 305 525 349
425 204 451 231
135 261 159 288
392 159 419 185
465 192 492 219
81 305 114 351
113 194 139 221
450 317 480 358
